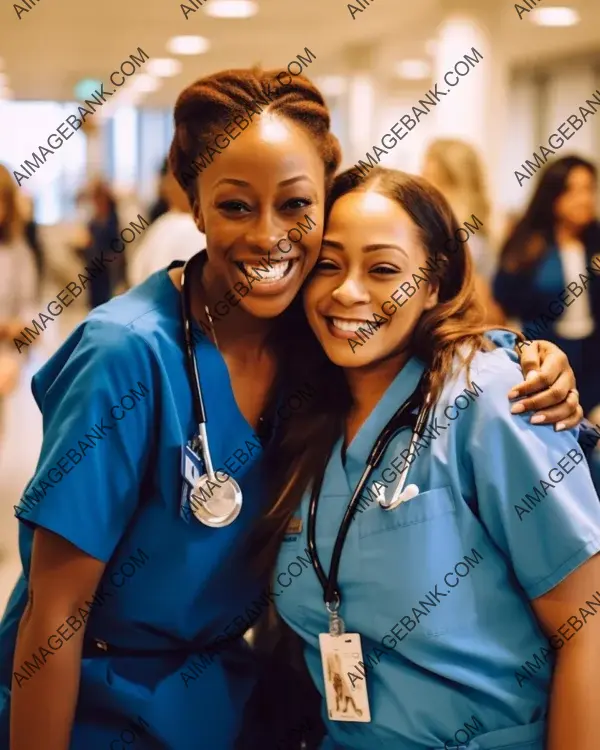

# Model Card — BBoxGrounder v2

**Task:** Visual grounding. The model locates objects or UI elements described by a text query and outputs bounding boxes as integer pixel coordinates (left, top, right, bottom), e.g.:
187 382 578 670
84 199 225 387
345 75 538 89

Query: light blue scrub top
275 347 600 750
0 266 270 749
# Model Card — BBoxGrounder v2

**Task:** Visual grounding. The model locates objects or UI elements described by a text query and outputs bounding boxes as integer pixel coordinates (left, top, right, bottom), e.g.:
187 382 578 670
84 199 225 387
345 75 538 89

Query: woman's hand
509 340 582 431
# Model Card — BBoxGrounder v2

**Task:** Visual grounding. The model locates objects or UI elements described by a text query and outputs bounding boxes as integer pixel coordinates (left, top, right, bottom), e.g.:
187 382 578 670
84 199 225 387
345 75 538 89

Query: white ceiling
0 0 599 108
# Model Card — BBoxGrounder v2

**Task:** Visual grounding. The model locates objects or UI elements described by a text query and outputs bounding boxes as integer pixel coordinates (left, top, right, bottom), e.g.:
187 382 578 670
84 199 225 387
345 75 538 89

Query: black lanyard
306 378 426 614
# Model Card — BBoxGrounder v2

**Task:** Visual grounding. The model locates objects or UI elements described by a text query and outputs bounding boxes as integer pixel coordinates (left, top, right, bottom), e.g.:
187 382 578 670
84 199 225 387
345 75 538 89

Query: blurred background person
18 193 45 301
148 157 170 225
422 138 505 324
0 165 38 426
494 155 600 415
128 158 205 286
73 179 123 308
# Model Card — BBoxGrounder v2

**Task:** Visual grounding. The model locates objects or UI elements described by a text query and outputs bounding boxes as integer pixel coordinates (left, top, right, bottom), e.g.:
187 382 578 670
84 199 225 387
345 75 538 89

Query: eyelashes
314 259 402 275
216 197 314 213
314 259 339 272
285 197 313 210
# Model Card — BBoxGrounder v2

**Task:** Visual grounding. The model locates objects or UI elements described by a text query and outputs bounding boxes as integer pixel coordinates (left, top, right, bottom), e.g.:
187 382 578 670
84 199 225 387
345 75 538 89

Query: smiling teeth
332 318 371 333
241 260 292 281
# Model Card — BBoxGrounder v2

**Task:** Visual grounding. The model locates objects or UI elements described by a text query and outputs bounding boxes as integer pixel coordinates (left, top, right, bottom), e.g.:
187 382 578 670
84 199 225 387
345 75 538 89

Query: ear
192 199 206 234
423 279 440 311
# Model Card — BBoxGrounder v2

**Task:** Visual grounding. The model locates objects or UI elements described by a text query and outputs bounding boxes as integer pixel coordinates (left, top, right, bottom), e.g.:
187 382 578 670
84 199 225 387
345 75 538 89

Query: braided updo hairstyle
169 67 342 209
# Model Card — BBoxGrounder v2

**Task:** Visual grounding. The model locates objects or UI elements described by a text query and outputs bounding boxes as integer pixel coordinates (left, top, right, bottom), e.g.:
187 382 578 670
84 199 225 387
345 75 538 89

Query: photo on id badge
320 633 371 722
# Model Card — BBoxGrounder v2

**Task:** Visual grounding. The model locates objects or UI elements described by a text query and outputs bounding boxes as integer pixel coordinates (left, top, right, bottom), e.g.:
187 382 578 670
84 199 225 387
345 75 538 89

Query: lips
329 317 374 333
237 259 294 282
231 256 302 295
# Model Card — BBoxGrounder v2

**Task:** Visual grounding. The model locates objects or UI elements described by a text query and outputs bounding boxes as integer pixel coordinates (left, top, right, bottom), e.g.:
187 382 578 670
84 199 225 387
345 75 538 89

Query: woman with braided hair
0 66 586 750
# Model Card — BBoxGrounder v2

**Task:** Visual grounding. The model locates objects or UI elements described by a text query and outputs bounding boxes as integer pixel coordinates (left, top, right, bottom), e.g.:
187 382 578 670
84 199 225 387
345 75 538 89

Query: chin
236 288 300 319
315 335 369 368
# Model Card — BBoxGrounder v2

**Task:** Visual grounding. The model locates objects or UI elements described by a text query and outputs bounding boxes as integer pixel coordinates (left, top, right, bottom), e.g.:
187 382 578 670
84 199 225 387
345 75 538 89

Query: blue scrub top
275 348 600 750
0 265 270 749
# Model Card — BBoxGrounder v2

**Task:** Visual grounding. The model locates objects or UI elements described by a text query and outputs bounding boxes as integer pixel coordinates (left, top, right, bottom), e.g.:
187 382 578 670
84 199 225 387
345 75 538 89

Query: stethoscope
180 252 243 527
307 376 431 618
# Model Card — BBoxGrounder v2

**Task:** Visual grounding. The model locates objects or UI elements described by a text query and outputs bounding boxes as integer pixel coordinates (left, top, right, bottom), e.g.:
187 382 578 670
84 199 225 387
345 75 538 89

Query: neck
196 262 273 355
344 348 412 420
555 221 583 245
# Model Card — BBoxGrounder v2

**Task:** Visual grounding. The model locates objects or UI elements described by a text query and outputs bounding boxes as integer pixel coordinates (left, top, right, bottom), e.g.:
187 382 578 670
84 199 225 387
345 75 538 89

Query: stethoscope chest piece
190 474 243 528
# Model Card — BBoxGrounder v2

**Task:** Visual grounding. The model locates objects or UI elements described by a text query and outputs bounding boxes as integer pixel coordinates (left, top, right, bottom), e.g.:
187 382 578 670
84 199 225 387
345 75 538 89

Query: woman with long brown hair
269 167 600 750
0 164 37 400
494 155 600 414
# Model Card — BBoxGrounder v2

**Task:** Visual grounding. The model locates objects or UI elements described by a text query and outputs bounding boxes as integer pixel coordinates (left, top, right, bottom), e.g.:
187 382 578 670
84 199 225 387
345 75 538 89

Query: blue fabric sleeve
15 320 160 563
483 329 517 349
464 349 600 600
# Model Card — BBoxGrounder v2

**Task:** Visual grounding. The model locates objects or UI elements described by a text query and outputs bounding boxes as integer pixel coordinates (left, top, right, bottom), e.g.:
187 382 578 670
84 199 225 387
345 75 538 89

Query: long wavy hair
254 166 515 572
499 155 599 273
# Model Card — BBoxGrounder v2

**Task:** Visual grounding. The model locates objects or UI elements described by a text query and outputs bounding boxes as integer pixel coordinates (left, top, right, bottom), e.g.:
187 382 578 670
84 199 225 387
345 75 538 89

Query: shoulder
88 270 180 349
32 278 181 403
434 347 522 424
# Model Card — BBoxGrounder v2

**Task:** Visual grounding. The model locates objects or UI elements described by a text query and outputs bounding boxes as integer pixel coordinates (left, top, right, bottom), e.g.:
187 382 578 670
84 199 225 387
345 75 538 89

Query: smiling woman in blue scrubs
0 68 341 750
0 71 584 750
270 168 600 750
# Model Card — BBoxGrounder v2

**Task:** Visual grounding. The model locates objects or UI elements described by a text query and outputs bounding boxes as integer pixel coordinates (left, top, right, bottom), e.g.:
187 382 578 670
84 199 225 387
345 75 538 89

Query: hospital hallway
0 304 86 615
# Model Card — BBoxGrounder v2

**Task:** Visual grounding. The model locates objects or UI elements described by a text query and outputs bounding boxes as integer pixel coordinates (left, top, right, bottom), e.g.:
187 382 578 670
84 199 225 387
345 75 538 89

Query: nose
331 275 370 307
244 210 281 256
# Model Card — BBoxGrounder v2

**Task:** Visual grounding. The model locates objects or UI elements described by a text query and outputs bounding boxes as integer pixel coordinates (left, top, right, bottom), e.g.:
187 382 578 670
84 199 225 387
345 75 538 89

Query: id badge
180 441 204 523
319 633 371 722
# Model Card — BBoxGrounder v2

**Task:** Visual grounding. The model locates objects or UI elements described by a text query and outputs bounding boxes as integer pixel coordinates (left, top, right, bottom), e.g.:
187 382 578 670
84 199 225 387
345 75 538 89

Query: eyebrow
214 175 314 188
322 239 409 259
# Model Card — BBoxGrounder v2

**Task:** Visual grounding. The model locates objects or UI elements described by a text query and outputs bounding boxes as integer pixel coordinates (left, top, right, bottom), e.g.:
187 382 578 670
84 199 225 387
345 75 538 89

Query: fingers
516 340 541 380
510 372 576 417
509 340 573 400
508 368 554 400
522 396 583 431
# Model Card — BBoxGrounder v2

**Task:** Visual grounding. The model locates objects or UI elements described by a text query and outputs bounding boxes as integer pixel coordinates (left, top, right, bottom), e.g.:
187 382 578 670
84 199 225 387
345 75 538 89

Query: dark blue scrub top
0 265 270 749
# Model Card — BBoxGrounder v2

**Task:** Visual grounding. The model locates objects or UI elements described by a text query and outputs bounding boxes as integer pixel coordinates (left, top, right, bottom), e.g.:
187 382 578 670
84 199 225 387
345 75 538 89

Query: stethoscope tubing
180 252 244 527
307 377 429 608
383 395 431 510
181 253 209 431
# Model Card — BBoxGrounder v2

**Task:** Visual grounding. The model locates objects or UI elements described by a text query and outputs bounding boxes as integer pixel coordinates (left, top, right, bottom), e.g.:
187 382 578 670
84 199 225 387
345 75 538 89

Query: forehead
200 113 324 190
327 190 419 242
566 166 594 186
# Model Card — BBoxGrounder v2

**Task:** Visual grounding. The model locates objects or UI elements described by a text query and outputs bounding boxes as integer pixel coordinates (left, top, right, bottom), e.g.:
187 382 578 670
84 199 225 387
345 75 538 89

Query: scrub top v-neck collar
165 256 276 448
342 355 426 487
165 256 253 433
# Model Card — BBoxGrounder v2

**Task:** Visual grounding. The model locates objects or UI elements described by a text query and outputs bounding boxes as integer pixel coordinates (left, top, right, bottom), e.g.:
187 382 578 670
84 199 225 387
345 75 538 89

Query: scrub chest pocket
354 486 487 640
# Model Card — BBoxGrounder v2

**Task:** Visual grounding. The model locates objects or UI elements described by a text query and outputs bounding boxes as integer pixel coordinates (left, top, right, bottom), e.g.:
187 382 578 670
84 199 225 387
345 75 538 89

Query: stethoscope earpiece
382 483 420 511
400 483 420 502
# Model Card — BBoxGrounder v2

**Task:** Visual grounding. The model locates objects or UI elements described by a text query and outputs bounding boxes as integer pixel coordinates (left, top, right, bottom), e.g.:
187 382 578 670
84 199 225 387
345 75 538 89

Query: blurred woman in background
75 179 123 308
422 138 505 324
18 194 45 301
0 165 38 408
148 157 170 225
129 160 205 286
494 156 600 414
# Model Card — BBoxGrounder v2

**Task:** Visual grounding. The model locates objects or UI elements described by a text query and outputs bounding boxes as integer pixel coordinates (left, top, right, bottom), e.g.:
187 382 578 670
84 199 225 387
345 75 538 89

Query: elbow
17 588 89 647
